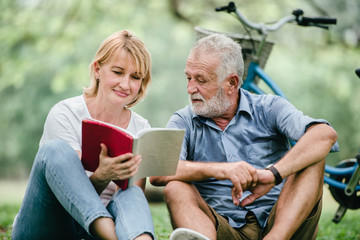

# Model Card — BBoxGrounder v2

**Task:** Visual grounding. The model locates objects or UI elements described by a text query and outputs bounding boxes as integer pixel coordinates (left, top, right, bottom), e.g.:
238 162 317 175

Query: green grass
317 210 360 240
0 182 359 240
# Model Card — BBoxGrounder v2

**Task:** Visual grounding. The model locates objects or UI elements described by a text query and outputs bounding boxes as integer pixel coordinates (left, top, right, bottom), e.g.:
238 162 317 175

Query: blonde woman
13 30 154 240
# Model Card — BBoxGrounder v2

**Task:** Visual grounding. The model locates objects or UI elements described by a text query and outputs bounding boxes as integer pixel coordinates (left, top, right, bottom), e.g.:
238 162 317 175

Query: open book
81 119 185 190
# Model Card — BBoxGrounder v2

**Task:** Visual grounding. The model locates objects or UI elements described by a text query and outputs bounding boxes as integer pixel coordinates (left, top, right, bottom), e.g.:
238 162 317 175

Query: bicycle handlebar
216 2 337 33
292 9 337 29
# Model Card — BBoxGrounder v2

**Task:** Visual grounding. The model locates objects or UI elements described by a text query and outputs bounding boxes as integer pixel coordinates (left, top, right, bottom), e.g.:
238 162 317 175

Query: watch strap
266 164 283 185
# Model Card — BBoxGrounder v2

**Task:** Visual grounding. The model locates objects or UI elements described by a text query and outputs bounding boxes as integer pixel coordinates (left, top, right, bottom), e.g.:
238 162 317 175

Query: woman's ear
94 62 100 79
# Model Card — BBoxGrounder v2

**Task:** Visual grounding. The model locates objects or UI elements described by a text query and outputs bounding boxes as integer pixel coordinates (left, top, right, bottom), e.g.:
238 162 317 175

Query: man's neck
211 93 240 131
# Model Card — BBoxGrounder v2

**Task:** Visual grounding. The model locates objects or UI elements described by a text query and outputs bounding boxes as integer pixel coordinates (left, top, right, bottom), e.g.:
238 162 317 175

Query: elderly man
151 34 338 240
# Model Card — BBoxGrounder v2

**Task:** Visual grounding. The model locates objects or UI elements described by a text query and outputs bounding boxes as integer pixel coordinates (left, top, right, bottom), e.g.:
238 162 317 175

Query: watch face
265 164 273 169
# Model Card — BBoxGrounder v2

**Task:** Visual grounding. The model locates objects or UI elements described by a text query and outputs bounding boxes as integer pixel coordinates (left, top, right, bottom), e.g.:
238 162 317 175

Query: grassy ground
0 181 359 240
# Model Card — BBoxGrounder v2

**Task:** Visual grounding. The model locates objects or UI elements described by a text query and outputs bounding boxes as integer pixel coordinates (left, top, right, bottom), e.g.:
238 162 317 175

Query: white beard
190 87 231 118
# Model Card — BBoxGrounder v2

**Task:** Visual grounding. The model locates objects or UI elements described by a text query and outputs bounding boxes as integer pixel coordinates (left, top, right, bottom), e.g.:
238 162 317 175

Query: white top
40 95 150 205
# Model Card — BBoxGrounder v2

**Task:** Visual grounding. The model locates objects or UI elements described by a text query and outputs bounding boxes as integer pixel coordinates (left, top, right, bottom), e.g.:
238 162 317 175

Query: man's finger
240 193 257 207
231 186 242 206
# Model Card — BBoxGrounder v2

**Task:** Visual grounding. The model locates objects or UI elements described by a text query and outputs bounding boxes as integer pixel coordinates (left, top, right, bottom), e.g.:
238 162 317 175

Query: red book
81 119 185 190
81 119 133 190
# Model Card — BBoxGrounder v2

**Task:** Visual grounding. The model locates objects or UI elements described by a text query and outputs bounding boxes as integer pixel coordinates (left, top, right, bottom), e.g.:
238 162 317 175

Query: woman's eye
132 75 141 80
113 71 122 75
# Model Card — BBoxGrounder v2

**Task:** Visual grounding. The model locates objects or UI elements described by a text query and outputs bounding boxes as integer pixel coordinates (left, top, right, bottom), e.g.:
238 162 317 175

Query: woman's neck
84 95 131 129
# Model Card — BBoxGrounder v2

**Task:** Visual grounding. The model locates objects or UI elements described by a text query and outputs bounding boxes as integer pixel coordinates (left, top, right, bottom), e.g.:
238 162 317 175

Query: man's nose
187 79 198 95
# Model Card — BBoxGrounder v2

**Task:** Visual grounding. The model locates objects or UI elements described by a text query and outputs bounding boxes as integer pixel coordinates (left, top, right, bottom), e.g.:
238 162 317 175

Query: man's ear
227 74 240 94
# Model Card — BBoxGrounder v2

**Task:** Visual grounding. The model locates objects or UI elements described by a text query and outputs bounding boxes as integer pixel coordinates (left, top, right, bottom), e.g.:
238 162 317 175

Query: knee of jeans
37 139 74 166
126 185 143 195
112 185 144 201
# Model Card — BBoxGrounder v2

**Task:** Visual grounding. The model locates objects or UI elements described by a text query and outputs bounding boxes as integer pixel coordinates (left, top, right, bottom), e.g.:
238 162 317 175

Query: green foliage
0 0 359 176
0 0 192 177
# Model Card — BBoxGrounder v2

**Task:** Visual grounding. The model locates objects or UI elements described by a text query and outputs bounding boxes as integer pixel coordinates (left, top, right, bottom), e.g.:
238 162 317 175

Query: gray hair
191 34 244 87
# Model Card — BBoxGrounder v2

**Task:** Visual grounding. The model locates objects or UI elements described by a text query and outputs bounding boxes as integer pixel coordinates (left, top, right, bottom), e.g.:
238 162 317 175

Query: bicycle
195 1 360 223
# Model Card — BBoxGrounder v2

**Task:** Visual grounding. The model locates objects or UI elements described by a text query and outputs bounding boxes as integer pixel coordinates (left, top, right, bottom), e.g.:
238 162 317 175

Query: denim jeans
12 139 154 240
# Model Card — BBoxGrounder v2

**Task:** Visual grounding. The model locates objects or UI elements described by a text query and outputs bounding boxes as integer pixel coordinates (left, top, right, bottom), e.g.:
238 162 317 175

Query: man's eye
197 79 206 84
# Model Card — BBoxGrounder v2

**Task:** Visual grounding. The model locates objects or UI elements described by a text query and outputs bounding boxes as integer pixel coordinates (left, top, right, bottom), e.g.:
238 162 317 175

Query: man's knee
164 181 189 201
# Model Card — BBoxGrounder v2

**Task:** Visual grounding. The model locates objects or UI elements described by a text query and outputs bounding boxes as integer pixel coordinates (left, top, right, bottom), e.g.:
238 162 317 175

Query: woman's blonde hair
84 30 151 107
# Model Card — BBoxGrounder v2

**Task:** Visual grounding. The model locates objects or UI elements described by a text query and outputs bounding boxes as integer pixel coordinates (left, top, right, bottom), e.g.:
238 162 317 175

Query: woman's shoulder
49 95 81 110
127 110 150 135
130 110 150 126
57 95 85 108
50 95 87 116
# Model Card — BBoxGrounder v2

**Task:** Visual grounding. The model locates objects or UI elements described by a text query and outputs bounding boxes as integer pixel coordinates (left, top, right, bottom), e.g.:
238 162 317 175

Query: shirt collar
237 88 253 119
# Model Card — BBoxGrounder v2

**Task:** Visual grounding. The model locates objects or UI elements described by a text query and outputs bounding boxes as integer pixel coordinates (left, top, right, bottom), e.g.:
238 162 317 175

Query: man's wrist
265 164 283 185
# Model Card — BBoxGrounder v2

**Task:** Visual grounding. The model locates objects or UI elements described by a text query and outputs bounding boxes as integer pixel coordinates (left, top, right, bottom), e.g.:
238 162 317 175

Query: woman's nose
119 76 130 90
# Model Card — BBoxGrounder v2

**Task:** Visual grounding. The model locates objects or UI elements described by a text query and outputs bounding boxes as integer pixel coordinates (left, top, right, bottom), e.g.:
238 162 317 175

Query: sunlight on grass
0 180 27 205
0 180 359 240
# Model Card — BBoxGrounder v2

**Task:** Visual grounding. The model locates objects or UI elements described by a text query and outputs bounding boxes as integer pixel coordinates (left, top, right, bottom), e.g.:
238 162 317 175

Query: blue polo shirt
166 88 339 229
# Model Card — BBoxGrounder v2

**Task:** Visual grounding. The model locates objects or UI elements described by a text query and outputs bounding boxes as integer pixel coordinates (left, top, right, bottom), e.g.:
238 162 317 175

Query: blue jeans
12 139 155 240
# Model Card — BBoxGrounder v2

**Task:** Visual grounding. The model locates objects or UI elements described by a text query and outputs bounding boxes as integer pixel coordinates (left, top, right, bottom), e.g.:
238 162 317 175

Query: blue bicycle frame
242 62 287 99
242 61 360 193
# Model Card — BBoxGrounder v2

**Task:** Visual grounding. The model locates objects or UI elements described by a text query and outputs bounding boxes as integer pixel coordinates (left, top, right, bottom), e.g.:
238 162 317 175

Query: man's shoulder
242 89 280 102
242 89 288 110
167 105 195 128
172 105 194 119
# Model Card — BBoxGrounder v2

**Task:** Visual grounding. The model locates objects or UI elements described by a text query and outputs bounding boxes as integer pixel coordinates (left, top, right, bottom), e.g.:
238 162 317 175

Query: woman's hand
91 143 142 187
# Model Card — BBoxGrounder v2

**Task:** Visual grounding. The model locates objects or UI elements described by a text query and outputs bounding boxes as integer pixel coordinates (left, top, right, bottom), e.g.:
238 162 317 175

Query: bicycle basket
194 26 274 81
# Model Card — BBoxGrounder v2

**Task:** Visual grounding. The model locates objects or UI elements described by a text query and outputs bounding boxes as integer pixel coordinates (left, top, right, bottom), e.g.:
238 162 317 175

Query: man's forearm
275 123 337 179
150 160 217 186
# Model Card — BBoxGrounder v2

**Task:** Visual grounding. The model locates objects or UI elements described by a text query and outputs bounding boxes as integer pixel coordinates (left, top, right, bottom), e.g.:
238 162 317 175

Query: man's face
185 51 231 118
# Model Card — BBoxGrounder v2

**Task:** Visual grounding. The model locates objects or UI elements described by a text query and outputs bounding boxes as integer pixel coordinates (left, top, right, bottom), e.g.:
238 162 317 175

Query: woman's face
95 48 142 107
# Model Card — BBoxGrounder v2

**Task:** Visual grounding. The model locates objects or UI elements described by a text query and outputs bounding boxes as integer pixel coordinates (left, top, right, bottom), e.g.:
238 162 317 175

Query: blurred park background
1 0 360 180
0 0 360 180
0 0 360 238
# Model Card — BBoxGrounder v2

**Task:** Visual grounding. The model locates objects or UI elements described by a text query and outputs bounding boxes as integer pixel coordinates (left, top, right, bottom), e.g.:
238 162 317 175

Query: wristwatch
265 164 283 185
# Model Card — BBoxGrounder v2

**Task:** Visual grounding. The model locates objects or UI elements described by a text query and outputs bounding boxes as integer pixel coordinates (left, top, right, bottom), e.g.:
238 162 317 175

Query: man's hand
240 169 275 207
216 161 258 206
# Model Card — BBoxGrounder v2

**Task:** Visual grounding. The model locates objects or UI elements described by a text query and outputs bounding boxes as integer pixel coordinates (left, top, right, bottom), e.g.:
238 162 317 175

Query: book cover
81 119 185 190
81 119 133 190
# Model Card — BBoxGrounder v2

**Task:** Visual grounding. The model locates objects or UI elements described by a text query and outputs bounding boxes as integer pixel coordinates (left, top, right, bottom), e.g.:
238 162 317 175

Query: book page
129 129 185 185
